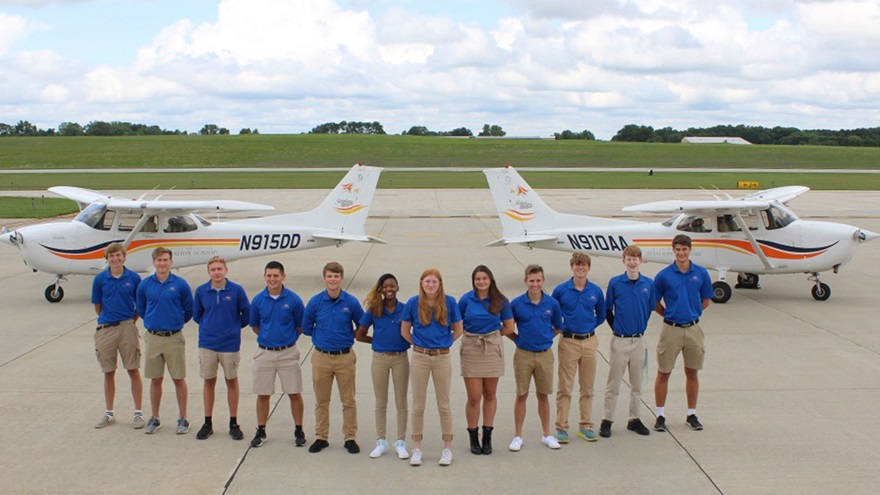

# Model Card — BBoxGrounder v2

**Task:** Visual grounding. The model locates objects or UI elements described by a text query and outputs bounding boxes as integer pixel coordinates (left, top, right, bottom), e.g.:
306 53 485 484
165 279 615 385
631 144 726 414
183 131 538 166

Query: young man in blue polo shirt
507 264 563 452
302 262 365 454
91 242 144 429
136 247 194 435
552 252 606 443
249 260 306 448
192 256 250 441
600 245 656 438
653 234 713 432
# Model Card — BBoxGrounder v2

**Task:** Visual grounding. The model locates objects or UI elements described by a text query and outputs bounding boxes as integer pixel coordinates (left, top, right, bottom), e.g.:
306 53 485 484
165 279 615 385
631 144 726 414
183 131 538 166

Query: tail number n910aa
240 233 301 251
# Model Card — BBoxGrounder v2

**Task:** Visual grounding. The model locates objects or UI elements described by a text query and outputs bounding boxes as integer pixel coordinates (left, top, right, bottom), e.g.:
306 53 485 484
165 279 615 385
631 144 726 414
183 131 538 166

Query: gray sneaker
131 415 146 429
144 416 161 434
95 414 115 429
176 417 190 434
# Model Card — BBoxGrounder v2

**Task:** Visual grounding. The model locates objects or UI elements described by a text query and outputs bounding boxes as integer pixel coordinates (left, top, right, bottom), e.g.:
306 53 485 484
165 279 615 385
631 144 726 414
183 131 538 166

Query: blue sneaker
577 428 598 442
556 430 569 444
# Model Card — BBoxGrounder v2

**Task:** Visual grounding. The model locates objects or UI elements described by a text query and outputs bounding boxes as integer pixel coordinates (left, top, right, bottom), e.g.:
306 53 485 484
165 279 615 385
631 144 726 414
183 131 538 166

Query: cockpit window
164 215 198 233
194 214 212 227
74 204 110 230
661 216 676 227
763 205 797 230
677 215 712 233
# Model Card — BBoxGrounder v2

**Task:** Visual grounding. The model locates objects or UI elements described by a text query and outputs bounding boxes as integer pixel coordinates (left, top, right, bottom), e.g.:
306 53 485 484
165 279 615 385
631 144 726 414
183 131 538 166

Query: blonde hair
104 242 126 259
207 255 227 268
418 268 448 327
622 245 642 259
570 251 591 267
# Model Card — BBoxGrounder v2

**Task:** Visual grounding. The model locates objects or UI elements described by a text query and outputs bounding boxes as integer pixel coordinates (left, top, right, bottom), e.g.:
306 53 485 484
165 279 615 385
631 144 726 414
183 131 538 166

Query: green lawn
0 197 78 218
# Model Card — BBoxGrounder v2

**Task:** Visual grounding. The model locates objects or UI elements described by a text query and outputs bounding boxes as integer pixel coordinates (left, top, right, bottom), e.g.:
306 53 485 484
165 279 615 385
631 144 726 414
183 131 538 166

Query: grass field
0 197 78 218
1 134 878 191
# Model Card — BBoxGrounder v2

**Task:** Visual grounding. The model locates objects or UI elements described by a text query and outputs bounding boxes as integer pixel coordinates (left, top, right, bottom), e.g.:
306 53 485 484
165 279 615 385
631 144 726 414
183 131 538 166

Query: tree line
0 120 259 137
611 124 880 146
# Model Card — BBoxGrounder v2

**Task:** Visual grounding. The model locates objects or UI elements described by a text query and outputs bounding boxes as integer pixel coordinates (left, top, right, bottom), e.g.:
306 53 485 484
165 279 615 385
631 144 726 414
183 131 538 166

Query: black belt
663 319 699 328
613 332 644 338
147 329 178 337
315 347 351 355
520 348 550 353
562 331 595 340
259 343 295 351
96 322 121 331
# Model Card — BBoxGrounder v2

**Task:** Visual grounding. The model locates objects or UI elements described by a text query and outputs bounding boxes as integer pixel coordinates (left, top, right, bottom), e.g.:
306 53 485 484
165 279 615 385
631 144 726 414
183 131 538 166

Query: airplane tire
45 285 64 303
736 273 760 289
711 281 732 304
811 283 831 301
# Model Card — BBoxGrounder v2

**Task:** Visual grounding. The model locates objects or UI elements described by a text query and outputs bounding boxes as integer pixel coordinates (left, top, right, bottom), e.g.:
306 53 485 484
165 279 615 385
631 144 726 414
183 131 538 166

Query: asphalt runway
1 188 879 494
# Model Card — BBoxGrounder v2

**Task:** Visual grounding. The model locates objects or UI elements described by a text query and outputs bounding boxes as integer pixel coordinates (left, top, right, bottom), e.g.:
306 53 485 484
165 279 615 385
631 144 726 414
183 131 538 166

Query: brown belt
412 346 449 356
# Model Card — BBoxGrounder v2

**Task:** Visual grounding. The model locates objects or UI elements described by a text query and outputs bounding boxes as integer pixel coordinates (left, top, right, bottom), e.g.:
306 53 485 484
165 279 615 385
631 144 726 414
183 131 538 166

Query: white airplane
1 163 384 302
484 165 878 303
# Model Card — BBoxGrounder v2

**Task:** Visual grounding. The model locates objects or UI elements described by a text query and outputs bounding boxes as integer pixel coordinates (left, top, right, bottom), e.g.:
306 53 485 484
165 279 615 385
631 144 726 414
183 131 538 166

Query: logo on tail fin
501 210 535 222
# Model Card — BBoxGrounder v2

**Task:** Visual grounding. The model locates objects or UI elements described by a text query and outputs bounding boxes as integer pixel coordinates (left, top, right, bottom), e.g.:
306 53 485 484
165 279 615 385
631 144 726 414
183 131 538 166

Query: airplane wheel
44 285 64 303
736 273 760 289
712 281 732 304
811 283 831 301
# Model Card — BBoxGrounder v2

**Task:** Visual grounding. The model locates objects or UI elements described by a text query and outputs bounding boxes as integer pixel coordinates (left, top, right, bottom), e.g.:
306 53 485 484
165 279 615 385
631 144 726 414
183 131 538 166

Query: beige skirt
460 330 504 378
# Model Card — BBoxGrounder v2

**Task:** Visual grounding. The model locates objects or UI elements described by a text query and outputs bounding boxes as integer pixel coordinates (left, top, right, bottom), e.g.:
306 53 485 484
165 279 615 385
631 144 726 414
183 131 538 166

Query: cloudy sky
1 0 879 139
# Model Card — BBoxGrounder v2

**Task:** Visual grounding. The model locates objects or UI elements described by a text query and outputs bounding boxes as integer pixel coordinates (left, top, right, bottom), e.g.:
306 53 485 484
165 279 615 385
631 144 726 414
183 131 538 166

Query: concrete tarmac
1 187 879 495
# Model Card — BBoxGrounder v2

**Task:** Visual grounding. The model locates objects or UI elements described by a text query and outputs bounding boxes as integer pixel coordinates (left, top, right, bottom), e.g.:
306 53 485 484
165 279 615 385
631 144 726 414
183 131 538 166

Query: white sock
134 410 143 417
687 409 696 416
106 410 114 417
656 407 665 417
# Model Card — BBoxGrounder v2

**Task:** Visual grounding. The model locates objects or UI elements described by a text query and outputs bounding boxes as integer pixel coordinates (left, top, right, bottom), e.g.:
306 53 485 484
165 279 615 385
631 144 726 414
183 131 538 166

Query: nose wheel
44 275 67 303
808 273 831 301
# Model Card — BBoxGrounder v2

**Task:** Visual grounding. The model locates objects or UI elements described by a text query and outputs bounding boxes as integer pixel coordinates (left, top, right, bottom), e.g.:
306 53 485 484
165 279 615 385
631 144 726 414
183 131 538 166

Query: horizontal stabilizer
485 234 558 247
313 232 387 244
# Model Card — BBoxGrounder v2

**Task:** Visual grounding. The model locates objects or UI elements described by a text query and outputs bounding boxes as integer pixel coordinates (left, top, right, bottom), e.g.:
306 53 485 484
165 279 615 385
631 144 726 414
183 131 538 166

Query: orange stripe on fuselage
48 238 240 261
632 238 827 260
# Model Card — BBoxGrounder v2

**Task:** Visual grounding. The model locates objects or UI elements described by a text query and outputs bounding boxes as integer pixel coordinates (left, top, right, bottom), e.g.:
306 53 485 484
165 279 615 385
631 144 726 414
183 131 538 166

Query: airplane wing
313 232 387 244
624 186 810 214
740 186 809 204
49 186 274 212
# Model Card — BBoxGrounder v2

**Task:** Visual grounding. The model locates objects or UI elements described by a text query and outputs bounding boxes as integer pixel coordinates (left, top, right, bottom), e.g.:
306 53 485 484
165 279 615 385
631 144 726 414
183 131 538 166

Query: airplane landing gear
735 273 760 289
711 281 732 304
809 273 831 301
44 275 67 303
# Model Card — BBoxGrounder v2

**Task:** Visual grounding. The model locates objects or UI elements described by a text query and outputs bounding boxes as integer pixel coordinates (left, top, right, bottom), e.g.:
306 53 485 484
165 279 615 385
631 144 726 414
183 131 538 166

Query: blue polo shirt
91 267 141 324
302 290 365 352
510 291 562 352
193 280 250 352
458 290 513 335
136 273 193 332
358 302 410 353
401 295 462 349
249 286 304 348
605 273 655 336
551 278 606 334
654 261 713 324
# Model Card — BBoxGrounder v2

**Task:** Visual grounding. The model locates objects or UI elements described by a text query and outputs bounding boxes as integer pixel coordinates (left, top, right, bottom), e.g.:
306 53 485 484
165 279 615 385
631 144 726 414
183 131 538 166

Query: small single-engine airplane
484 165 878 303
0 163 384 302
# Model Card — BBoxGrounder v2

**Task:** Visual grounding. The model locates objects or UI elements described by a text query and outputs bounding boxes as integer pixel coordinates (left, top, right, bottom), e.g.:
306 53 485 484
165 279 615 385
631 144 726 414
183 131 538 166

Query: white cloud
0 13 36 54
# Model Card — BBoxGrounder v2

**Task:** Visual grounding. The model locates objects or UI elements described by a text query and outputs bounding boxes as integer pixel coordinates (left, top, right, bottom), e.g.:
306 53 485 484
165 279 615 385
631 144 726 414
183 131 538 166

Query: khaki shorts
144 331 187 380
656 322 705 373
513 347 554 396
95 320 140 373
199 348 241 380
252 346 303 395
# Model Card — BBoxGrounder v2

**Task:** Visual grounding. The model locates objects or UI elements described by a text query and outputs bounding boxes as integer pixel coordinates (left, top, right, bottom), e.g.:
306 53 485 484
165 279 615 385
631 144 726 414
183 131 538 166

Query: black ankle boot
481 426 493 455
468 427 481 455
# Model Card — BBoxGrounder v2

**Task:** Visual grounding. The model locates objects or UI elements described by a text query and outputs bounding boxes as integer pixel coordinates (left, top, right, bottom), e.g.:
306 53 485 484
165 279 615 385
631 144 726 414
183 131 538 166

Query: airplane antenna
136 185 161 201
154 186 176 201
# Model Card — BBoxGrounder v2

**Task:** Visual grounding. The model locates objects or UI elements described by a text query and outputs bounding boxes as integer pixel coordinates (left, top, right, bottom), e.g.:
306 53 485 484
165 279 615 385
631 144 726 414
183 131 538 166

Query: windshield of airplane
677 215 712 233
164 215 198 233
763 204 798 230
74 204 109 230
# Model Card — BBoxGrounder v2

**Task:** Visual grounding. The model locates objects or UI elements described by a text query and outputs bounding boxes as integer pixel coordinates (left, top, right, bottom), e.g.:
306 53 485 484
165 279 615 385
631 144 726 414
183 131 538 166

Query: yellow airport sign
737 181 759 189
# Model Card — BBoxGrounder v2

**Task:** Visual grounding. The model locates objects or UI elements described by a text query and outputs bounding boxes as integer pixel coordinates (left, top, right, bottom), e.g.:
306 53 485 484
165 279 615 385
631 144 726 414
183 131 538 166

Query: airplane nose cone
858 229 879 243
0 230 15 247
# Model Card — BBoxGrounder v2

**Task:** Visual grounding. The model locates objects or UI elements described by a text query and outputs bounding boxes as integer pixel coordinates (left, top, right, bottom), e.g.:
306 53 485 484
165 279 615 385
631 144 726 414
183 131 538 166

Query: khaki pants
410 352 453 442
603 336 647 422
555 335 598 431
312 350 357 441
371 352 409 440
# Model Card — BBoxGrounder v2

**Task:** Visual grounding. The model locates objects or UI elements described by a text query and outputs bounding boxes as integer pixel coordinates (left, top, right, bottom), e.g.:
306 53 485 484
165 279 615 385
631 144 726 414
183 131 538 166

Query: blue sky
2 0 879 139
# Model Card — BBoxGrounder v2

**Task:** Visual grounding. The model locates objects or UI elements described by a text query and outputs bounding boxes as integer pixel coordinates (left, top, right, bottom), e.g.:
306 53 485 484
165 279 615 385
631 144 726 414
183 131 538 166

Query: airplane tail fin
247 163 385 244
483 165 625 247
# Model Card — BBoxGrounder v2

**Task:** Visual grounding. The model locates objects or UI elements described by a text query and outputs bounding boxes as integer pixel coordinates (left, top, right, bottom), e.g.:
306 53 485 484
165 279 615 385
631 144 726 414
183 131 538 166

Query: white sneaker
438 448 453 466
541 435 561 449
369 439 388 458
509 436 523 451
394 439 409 459
409 448 422 466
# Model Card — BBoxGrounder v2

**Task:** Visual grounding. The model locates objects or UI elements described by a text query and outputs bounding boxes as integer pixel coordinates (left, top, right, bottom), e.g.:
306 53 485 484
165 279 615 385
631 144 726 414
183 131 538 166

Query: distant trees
239 128 259 135
554 129 595 140
479 124 506 137
309 121 386 134
610 124 880 146
401 126 473 137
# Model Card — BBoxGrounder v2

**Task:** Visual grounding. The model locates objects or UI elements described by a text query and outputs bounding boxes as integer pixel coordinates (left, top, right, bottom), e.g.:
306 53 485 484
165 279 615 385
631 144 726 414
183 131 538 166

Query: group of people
92 234 713 467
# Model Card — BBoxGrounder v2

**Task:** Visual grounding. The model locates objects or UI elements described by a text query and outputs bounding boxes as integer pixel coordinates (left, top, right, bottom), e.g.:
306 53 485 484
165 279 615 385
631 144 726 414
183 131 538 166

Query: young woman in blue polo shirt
458 265 514 455
400 268 463 467
356 273 411 460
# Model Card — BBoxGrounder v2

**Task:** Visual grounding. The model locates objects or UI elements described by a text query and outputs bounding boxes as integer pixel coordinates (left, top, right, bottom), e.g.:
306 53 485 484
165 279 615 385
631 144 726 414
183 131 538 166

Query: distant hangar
682 136 752 145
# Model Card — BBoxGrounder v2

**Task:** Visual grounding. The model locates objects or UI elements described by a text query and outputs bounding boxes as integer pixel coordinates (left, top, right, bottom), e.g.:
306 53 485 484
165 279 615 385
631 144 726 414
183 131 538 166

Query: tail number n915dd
240 233 301 251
